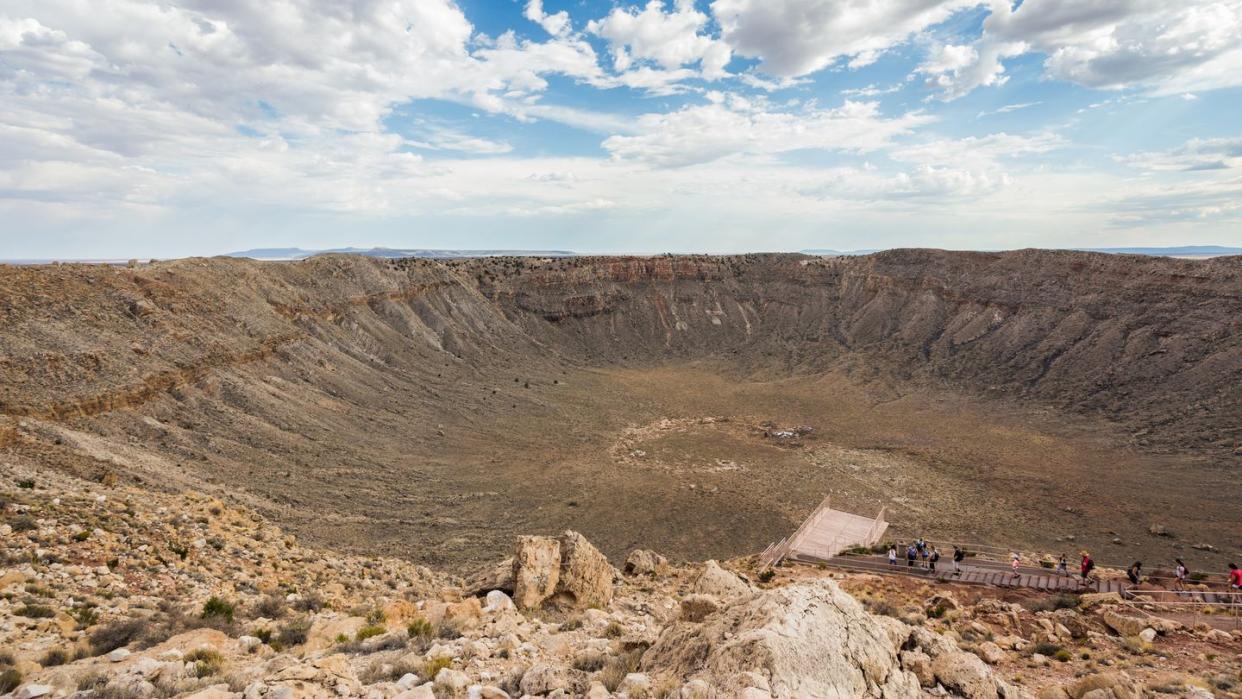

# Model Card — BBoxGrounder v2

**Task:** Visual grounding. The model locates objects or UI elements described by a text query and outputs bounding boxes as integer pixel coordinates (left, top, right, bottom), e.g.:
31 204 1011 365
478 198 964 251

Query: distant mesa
224 246 578 260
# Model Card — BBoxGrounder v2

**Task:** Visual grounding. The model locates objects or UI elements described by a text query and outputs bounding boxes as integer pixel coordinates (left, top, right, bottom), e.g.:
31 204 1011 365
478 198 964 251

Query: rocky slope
2 251 1239 454
0 252 1238 568
4 460 1238 699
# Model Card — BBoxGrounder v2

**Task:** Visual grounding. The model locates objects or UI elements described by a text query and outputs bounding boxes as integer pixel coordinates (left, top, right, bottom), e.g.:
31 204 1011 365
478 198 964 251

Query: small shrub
1023 594 1080 613
16 604 55 618
73 530 91 542
334 633 349 644
355 624 385 642
1032 642 1062 657
16 479 35 489
253 594 287 619
90 618 145 654
275 618 311 648
0 650 14 666
186 648 223 677
422 656 453 680
41 648 70 667
407 618 434 640
254 628 273 644
10 515 36 533
573 653 606 672
1053 649 1073 663
292 591 327 612
561 616 584 632
0 668 22 694
169 543 189 560
599 649 642 692
757 569 775 583
201 596 235 623
365 608 386 625
71 610 98 630
603 621 625 638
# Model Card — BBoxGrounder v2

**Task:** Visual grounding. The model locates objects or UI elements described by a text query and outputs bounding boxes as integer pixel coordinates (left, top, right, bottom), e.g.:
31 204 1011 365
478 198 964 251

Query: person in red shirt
1229 563 1242 589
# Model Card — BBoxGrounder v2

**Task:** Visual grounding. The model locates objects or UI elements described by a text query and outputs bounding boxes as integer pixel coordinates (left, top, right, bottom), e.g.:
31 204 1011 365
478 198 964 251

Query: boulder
1065 673 1143 699
555 530 616 609
14 686 53 699
1101 612 1150 638
519 663 589 696
641 579 921 696
692 560 752 601
625 549 670 577
484 589 515 612
513 536 561 609
1078 592 1122 609
512 531 618 610
930 650 1000 699
975 641 1007 665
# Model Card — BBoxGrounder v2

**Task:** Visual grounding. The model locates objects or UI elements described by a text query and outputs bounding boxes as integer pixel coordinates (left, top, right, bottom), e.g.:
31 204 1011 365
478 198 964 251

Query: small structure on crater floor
760 496 888 569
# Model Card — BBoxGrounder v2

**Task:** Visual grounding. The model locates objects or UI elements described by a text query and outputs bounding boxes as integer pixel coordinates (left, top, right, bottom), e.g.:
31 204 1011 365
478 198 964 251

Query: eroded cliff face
1 250 1238 455
464 251 1241 456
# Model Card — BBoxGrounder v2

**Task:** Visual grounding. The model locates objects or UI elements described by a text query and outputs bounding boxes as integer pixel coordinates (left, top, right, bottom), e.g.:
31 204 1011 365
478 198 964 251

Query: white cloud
927 0 1242 100
524 0 571 37
1119 137 1242 172
588 0 732 80
976 101 1041 118
711 0 981 78
602 95 932 167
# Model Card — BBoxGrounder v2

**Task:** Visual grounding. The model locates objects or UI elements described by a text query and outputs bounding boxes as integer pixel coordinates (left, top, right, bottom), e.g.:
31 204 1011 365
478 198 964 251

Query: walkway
798 552 1129 594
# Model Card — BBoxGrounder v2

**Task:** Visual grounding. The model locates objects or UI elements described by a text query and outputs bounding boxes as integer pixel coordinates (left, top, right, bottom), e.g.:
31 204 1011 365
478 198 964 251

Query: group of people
882 544 1242 593
887 539 966 576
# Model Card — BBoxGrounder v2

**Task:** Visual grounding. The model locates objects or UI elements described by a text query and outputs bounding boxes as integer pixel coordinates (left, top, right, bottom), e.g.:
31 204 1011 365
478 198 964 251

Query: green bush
10 515 36 533
16 479 35 489
201 596 235 623
73 530 91 542
16 604 55 618
185 648 223 677
0 668 22 694
1054 649 1072 662
407 618 434 640
90 618 144 654
275 618 311 649
41 648 70 666
355 624 385 642
422 656 453 679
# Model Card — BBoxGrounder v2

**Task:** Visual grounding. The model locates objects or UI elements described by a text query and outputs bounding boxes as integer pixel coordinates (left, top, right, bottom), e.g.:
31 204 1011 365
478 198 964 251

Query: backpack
931 551 940 562
1085 558 1096 573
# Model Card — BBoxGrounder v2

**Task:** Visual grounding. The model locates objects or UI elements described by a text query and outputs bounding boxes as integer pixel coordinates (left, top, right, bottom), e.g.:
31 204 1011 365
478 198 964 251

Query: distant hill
225 247 577 260
801 246 1242 258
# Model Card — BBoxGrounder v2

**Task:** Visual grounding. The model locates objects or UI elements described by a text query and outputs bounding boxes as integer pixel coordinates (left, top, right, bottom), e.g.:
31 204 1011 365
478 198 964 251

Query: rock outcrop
509 530 617 610
643 579 1026 698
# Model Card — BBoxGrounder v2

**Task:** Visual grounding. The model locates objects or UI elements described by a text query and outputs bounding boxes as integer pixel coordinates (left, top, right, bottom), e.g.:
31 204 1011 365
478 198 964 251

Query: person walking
906 543 917 568
929 546 940 575
952 545 965 577
888 545 898 566
1056 553 1068 577
1174 559 1188 591
1080 551 1095 588
920 544 930 570
1126 561 1143 585
1010 552 1021 579
1229 563 1242 590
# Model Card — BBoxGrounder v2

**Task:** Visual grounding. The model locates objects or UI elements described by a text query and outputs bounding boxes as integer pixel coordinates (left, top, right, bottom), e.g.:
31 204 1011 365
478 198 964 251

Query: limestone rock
641 579 921 697
1101 612 1150 638
691 560 752 601
519 662 589 696
555 530 616 609
625 549 670 577
513 536 561 609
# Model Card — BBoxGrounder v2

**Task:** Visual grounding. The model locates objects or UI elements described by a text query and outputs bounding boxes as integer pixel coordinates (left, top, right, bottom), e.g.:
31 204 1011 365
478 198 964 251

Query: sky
1 0 1241 258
